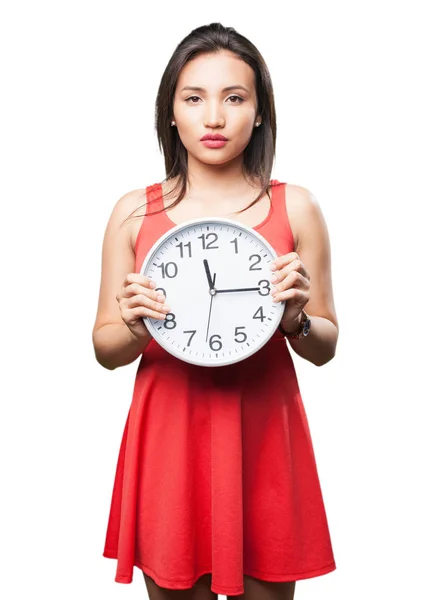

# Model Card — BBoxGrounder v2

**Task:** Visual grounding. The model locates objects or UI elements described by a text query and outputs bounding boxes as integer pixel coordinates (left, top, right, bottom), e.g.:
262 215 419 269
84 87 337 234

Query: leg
143 572 219 600
227 574 296 600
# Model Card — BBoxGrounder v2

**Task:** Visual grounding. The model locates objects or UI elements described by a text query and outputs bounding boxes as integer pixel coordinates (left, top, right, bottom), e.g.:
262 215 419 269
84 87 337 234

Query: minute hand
215 287 260 293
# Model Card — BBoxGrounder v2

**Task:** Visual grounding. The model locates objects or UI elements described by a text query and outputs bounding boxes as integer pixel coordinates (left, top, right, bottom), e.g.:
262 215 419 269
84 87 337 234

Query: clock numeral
183 330 196 346
230 238 239 254
249 254 262 270
234 326 247 343
163 313 177 329
258 280 270 296
209 334 222 351
253 306 266 322
158 262 178 278
155 287 167 298
198 232 219 250
176 241 192 258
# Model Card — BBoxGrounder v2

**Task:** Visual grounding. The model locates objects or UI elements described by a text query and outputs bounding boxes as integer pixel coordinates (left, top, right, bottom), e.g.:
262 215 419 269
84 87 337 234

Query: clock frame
139 217 285 367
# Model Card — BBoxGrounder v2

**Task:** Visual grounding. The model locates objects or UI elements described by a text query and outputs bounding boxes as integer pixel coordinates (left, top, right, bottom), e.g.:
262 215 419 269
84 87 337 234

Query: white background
1 1 438 599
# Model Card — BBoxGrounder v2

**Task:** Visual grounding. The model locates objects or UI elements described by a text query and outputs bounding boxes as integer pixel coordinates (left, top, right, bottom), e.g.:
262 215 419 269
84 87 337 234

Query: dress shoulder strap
145 182 164 216
263 180 295 251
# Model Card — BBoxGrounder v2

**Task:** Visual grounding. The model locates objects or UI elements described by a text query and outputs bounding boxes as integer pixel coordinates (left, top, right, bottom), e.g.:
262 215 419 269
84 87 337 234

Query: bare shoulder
110 188 146 222
107 188 147 252
117 188 147 216
284 183 327 251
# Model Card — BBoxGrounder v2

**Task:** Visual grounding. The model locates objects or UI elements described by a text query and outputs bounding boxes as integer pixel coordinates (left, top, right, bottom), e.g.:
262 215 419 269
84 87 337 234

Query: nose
203 101 225 128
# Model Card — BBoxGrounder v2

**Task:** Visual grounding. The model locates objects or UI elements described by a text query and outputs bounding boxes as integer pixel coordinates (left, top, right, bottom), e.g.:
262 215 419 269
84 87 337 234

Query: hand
203 259 216 290
202 260 217 341
116 273 171 340
205 293 215 342
216 287 260 293
270 252 311 331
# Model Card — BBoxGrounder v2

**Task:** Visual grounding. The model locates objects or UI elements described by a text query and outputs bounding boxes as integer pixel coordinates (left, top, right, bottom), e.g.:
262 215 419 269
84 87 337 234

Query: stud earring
255 122 261 127
171 120 176 126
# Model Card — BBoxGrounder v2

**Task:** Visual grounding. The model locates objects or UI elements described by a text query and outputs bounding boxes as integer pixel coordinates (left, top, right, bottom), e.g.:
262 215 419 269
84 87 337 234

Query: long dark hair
125 22 278 224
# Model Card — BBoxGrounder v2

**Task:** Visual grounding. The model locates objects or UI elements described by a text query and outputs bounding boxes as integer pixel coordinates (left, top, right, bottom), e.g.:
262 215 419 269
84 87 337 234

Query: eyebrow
180 85 249 93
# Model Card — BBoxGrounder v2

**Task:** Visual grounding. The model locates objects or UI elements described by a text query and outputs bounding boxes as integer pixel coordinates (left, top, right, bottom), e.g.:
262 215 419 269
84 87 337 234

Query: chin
202 158 238 168
196 148 242 165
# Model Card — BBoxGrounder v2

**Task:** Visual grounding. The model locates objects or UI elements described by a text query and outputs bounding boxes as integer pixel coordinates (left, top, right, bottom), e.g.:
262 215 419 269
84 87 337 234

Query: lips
200 134 228 141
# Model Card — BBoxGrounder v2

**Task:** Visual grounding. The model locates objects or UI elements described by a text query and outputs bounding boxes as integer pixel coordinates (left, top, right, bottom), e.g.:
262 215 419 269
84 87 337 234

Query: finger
270 252 300 271
117 285 163 305
124 281 159 298
273 288 310 305
271 259 309 286
127 293 171 314
271 270 308 297
270 261 300 284
125 305 169 321
125 272 157 289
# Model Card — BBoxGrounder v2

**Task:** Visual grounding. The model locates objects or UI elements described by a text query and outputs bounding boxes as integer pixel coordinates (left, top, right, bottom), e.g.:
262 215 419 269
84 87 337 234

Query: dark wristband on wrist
278 310 310 339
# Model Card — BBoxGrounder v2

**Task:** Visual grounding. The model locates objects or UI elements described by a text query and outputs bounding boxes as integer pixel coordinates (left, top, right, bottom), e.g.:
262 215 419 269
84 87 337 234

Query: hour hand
203 259 216 290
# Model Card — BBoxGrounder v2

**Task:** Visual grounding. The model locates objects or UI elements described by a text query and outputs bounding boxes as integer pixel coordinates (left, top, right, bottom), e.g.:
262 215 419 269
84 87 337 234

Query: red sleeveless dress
102 180 336 595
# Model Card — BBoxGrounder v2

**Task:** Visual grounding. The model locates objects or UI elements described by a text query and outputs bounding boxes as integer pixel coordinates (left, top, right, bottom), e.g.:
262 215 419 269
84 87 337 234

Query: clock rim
139 216 286 367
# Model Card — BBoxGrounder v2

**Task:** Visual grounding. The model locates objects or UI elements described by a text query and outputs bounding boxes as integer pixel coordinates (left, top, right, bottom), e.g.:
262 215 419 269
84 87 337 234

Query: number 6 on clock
139 217 285 367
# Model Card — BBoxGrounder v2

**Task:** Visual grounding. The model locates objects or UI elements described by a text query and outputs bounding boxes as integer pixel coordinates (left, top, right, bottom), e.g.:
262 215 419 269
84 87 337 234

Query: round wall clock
139 217 285 367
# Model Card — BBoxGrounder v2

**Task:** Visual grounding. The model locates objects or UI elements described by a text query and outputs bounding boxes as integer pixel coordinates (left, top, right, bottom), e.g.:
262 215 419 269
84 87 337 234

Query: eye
228 95 244 104
185 96 201 104
184 95 244 104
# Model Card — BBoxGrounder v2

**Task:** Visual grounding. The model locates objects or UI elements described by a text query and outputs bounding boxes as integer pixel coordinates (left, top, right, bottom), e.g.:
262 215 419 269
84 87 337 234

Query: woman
93 22 339 600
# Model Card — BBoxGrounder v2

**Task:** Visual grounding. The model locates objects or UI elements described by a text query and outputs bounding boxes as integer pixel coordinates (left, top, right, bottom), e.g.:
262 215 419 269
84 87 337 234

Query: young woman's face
172 50 261 165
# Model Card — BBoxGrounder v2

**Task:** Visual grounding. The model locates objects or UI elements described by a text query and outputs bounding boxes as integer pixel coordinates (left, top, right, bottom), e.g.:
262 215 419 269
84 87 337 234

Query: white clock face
140 217 285 367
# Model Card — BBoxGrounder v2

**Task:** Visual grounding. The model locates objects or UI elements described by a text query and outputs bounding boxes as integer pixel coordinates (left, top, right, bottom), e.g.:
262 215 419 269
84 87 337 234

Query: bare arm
93 323 152 371
284 185 339 366
92 190 168 370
